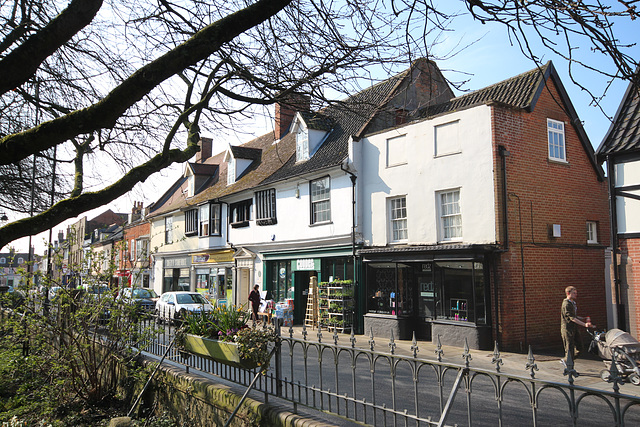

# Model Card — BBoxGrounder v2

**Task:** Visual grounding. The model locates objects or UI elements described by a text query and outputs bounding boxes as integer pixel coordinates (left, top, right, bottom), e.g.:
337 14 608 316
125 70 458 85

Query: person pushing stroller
561 286 594 365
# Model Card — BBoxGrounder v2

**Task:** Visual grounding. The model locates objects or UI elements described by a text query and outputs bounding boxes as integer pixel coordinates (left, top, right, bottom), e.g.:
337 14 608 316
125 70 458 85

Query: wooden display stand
304 276 318 329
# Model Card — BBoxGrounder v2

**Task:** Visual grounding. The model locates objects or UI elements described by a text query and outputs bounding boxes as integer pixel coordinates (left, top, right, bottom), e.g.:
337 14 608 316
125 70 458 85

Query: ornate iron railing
140 316 640 427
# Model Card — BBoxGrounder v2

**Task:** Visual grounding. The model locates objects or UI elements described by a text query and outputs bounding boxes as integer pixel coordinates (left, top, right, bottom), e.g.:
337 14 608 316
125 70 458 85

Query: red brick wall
490 78 610 351
619 237 640 337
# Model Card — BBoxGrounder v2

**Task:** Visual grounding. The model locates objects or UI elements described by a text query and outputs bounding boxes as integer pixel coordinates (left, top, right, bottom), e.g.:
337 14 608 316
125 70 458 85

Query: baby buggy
590 329 640 385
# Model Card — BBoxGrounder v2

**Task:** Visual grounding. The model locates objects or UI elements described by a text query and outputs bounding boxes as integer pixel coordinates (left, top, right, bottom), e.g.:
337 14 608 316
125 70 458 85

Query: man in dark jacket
248 284 261 325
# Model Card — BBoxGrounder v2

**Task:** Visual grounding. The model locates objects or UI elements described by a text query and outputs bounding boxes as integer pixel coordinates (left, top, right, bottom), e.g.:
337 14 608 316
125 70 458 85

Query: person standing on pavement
561 286 594 363
248 284 261 326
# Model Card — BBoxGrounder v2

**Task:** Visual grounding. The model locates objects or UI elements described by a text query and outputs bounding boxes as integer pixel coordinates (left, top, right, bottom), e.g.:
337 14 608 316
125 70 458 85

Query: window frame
296 125 309 162
256 189 277 226
230 199 253 228
587 221 598 244
130 239 135 261
165 216 173 244
547 118 567 162
434 120 461 158
210 203 221 236
437 188 462 242
184 208 198 236
199 204 210 236
389 196 408 242
227 157 236 185
310 176 331 224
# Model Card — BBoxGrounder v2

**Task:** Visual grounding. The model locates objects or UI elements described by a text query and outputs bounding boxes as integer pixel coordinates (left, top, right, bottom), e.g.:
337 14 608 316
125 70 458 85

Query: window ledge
309 221 332 227
230 221 250 228
548 158 569 165
257 218 277 226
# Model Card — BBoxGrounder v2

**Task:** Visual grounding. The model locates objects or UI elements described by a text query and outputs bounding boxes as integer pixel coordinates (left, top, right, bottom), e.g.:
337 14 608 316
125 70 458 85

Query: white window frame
184 209 198 235
389 196 408 242
587 221 598 244
310 176 331 224
256 189 277 225
210 203 221 235
227 158 236 185
130 239 135 261
547 119 566 162
296 125 309 162
199 204 210 236
437 189 462 242
386 134 407 167
165 216 173 244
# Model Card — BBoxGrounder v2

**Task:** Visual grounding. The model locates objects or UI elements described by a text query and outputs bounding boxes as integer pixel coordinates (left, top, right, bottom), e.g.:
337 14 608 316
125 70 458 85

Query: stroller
589 329 640 385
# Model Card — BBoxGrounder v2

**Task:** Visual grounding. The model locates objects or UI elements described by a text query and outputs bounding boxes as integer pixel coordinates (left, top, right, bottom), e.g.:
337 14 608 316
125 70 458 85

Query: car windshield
132 289 157 299
88 286 109 295
176 293 208 305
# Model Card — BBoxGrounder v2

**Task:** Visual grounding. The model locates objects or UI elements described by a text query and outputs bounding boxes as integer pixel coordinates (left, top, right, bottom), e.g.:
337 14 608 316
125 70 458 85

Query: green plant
178 303 279 369
329 303 342 312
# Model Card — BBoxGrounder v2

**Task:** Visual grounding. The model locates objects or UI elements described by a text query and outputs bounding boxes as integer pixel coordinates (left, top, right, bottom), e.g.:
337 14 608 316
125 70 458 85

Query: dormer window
296 125 309 162
227 157 236 185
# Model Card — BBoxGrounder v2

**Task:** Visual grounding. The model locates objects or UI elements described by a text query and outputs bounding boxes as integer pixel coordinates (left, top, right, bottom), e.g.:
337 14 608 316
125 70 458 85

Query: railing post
274 317 282 397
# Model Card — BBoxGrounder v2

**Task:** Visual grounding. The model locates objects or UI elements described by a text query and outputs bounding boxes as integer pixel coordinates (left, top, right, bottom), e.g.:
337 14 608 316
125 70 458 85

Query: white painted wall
229 170 355 246
358 105 497 246
615 159 640 234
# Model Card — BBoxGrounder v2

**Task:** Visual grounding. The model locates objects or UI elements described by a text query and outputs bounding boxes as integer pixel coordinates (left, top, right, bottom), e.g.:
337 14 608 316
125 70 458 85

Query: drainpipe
498 146 510 250
340 160 358 330
508 192 527 351
606 155 623 330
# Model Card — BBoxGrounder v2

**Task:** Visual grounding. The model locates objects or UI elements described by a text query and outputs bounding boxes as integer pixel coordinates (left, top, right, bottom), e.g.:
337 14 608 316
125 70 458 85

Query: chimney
58 230 64 243
195 137 213 163
275 94 310 140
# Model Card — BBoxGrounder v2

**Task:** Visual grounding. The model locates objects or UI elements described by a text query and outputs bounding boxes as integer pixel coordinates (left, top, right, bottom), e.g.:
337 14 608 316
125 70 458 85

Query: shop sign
279 268 286 279
165 257 189 268
193 254 210 263
293 258 319 271
192 251 234 264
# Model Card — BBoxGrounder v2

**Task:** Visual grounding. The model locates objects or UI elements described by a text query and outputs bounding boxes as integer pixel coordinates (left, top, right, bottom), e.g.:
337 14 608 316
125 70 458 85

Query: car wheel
630 373 640 386
154 309 162 324
600 369 611 382
174 309 186 325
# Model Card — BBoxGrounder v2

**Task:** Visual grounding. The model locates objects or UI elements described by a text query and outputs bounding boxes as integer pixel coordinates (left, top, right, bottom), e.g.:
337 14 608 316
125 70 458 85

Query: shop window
310 176 330 224
548 118 566 162
256 189 277 225
184 209 198 235
164 216 173 244
230 199 252 228
437 189 462 241
389 196 408 242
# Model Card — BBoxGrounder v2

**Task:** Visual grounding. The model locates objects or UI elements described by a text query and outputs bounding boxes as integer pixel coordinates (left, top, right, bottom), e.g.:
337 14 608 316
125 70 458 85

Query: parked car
155 291 213 324
48 286 63 303
81 284 111 325
117 287 158 313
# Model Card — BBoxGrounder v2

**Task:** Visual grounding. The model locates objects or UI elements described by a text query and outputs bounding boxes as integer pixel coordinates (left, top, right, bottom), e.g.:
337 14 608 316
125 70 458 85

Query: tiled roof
420 62 550 118
230 145 262 161
596 72 640 159
299 111 333 131
262 71 407 184
188 163 218 176
148 131 295 218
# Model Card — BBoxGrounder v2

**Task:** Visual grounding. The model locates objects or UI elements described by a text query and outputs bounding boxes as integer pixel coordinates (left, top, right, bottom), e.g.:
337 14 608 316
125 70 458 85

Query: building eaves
596 69 640 161
188 162 218 176
230 145 262 161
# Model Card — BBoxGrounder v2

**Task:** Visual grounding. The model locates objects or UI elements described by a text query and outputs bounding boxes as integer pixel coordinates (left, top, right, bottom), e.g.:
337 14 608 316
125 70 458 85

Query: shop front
191 250 235 303
361 246 495 349
162 256 191 293
263 246 355 324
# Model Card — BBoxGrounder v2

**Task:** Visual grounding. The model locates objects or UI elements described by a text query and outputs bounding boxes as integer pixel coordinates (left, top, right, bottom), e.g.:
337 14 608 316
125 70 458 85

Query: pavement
284 325 640 398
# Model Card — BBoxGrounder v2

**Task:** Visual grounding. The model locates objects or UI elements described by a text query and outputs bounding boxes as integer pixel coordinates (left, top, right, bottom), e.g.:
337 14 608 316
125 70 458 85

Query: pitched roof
596 71 640 159
421 62 552 118
187 163 218 176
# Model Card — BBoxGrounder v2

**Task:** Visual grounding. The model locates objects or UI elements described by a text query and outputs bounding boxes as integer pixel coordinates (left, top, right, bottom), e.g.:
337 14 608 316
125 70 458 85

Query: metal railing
139 315 640 427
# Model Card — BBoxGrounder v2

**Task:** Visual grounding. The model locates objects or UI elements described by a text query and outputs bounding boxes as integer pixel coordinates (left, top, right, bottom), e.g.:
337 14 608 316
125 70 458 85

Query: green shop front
360 245 495 350
263 246 356 325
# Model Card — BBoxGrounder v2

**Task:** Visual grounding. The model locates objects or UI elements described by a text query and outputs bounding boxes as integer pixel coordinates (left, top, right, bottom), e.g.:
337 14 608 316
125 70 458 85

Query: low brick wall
135 356 332 427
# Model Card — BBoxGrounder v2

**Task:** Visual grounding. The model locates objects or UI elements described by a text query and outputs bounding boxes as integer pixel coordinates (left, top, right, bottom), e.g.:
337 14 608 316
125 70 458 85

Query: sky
6 2 639 255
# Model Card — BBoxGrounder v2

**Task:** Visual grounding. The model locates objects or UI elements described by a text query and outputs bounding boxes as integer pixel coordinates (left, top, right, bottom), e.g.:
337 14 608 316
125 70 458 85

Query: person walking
248 284 261 326
561 285 594 365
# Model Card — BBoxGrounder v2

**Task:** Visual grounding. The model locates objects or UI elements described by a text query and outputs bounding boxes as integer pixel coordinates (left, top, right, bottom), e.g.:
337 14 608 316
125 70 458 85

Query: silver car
155 291 213 324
